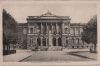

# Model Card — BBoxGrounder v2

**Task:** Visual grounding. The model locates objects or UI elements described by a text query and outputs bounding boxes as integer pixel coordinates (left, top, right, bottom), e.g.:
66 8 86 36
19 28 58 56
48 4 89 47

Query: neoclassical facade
17 11 88 50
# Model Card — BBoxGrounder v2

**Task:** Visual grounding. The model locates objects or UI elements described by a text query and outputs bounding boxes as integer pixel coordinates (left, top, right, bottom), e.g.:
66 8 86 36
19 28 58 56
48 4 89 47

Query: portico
26 11 70 50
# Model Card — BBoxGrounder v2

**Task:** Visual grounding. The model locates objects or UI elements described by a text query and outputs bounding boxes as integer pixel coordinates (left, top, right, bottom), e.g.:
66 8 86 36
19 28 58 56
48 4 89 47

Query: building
17 11 88 50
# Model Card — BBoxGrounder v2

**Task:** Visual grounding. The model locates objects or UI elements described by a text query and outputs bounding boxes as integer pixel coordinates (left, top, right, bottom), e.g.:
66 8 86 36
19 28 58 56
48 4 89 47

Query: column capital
56 37 58 39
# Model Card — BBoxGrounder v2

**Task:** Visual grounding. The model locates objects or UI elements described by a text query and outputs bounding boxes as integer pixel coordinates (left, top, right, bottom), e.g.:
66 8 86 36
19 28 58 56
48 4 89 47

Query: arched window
30 28 33 33
72 38 74 44
52 38 56 46
42 38 46 46
58 37 62 46
37 38 41 46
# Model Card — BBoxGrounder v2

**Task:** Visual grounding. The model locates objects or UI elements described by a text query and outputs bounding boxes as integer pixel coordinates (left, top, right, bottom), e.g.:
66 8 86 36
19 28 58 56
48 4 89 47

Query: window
75 28 79 35
70 28 74 35
30 38 33 44
65 28 68 34
23 28 27 34
80 28 83 34
30 28 33 33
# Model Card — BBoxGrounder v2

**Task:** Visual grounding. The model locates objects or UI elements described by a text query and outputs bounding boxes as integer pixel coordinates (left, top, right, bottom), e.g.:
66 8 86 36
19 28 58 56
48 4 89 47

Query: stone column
27 36 30 49
28 28 30 34
41 37 42 46
56 23 59 34
46 38 48 46
51 23 53 34
62 37 65 48
74 28 75 35
62 23 64 34
46 23 49 34
78 28 80 35
36 24 38 34
41 23 42 34
56 38 58 46
56 23 57 34
35 37 37 46
34 24 36 33
68 23 70 34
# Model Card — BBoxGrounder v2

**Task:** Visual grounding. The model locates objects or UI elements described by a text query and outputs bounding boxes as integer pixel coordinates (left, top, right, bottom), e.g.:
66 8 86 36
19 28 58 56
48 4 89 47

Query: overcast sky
3 2 97 23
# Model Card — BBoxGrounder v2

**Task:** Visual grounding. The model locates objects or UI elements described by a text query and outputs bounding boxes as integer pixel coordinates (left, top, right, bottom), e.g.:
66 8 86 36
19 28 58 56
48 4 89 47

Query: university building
17 11 89 50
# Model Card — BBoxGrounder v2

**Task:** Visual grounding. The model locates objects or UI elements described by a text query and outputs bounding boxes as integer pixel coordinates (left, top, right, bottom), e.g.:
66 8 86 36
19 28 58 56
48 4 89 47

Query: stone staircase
48 46 63 51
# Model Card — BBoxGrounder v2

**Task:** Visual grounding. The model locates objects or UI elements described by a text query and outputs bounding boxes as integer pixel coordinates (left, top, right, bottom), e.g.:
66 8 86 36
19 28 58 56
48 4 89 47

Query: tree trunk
90 43 97 53
94 43 97 53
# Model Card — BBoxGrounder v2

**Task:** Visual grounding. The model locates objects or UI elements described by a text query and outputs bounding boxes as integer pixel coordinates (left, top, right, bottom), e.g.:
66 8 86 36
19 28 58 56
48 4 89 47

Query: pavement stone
3 48 97 62
3 49 32 62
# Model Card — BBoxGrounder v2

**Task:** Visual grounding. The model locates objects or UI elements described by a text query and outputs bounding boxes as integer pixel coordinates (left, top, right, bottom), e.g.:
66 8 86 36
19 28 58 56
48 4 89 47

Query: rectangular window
75 28 79 35
80 28 83 34
70 28 74 35
65 28 68 34
30 28 33 33
23 28 27 34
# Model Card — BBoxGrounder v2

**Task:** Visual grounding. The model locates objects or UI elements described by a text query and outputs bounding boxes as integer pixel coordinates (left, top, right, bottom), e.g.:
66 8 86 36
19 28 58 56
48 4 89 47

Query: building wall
17 16 89 50
68 24 89 48
17 23 27 49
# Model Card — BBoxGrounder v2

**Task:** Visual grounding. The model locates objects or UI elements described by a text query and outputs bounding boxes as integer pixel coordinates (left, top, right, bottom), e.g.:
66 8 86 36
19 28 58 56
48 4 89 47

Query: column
68 23 70 34
62 37 65 48
46 38 48 46
28 27 30 34
36 23 37 33
46 23 48 34
56 38 58 46
41 23 42 34
51 23 53 34
74 28 75 35
55 23 56 34
56 23 57 34
34 24 36 33
35 37 37 46
41 37 42 46
56 23 59 34
78 28 80 35
62 23 64 34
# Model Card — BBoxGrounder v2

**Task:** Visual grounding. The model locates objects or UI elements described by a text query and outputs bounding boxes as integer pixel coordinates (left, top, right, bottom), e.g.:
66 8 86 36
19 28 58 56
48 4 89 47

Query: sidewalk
3 49 32 62
63 48 90 52
66 49 97 60
72 51 97 60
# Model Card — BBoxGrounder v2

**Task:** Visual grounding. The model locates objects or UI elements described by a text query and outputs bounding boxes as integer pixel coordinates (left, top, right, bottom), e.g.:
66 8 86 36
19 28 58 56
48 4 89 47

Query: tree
81 15 97 53
3 9 18 55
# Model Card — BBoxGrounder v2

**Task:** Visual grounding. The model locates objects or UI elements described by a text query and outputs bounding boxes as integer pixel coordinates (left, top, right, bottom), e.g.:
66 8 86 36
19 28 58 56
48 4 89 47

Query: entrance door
53 38 56 46
42 38 46 46
37 38 41 46
58 38 62 46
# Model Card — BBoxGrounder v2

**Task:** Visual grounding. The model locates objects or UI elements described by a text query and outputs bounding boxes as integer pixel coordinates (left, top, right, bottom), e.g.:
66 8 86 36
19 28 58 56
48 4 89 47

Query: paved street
20 49 97 62
3 49 32 62
3 48 97 62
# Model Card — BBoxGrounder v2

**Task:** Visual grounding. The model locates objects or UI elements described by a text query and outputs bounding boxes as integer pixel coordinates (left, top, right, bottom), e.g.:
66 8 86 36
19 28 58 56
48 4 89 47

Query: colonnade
36 37 62 46
28 22 64 34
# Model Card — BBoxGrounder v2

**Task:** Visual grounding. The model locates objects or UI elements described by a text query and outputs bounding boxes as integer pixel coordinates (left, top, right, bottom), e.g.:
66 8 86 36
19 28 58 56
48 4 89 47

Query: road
20 50 97 62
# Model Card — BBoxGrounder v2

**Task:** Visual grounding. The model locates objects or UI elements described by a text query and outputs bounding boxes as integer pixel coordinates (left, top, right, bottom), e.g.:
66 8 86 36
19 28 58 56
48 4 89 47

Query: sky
3 2 97 23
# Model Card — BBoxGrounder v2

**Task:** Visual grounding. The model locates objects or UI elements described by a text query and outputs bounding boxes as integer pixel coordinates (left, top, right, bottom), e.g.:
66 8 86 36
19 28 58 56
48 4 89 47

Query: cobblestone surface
21 49 97 62
3 49 97 62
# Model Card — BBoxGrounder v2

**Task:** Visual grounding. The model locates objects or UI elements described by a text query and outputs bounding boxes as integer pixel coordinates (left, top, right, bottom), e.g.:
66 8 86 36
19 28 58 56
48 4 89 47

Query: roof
18 23 27 26
70 23 86 26
27 11 70 20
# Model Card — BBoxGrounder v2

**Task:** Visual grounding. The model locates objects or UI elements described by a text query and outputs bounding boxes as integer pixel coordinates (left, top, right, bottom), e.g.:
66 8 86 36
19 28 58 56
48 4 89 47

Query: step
48 46 62 51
